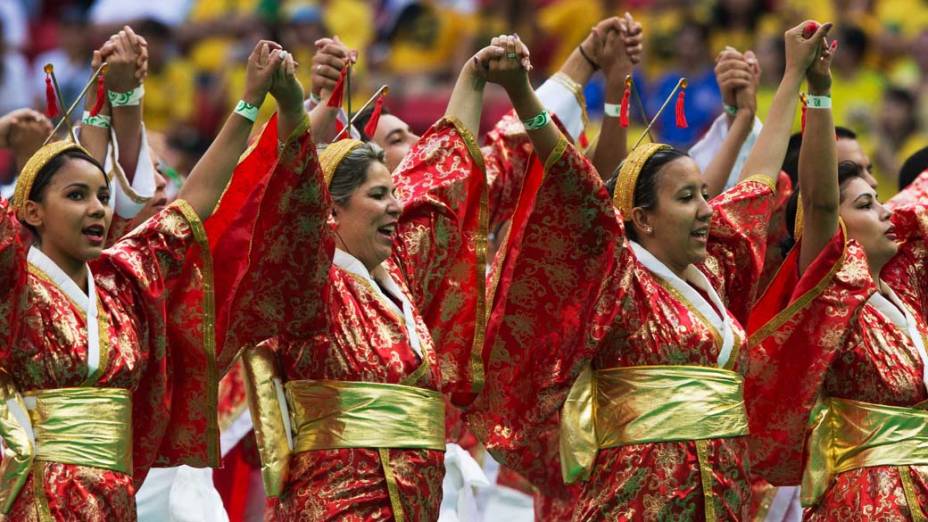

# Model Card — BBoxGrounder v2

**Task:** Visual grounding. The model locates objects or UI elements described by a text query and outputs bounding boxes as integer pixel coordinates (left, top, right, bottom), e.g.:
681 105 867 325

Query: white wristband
805 95 831 109
108 85 144 107
603 102 621 118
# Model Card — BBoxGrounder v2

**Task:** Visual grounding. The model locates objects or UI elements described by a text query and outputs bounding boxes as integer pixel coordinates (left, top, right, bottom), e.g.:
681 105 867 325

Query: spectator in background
0 17 31 118
647 19 720 149
135 19 195 133
753 33 785 123
31 7 92 122
709 0 768 56
898 145 928 192
830 25 883 138
89 0 192 28
874 87 926 188
280 3 328 92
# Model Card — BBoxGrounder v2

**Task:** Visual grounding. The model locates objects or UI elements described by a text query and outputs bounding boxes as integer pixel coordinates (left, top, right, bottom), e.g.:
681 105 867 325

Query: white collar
27 246 101 379
630 241 735 367
868 285 928 390
332 249 422 357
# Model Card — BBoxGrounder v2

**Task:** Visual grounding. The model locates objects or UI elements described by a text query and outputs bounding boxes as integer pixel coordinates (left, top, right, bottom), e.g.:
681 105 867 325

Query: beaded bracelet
81 111 111 129
522 110 551 131
234 100 259 122
108 85 144 107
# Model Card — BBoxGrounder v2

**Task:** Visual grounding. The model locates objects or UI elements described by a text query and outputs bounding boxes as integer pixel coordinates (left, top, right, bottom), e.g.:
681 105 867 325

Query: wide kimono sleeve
98 199 220 484
483 111 540 235
887 169 928 210
466 138 628 494
0 200 28 360
700 176 778 323
744 227 874 485
210 114 334 371
390 116 488 406
483 110 577 235
882 203 928 315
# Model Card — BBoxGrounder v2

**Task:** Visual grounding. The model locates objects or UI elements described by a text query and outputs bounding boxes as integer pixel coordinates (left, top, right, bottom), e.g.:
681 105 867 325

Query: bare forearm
591 75 628 180
507 79 562 163
178 109 255 219
79 104 110 164
111 105 143 180
741 70 803 182
705 109 754 196
558 48 596 86
306 103 337 144
444 63 485 136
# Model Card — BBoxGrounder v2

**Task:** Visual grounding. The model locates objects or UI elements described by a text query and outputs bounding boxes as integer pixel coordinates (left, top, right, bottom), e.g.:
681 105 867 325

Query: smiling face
333 160 403 270
631 156 714 275
839 176 898 272
22 156 112 270
371 114 419 172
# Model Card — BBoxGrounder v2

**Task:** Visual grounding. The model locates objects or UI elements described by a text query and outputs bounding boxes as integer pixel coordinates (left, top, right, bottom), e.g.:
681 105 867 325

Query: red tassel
364 92 386 138
45 73 59 118
326 67 347 108
800 93 807 133
578 131 589 148
674 82 688 129
89 72 106 117
619 81 631 128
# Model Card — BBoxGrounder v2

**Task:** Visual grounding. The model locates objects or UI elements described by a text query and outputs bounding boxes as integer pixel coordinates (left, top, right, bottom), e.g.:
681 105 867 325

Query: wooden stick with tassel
330 85 389 143
630 77 687 150
44 62 109 146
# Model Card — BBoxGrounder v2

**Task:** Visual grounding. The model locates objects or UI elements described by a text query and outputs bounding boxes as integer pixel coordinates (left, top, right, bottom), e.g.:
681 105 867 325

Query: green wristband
234 100 259 122
108 85 144 107
522 110 551 131
81 111 111 129
805 94 832 109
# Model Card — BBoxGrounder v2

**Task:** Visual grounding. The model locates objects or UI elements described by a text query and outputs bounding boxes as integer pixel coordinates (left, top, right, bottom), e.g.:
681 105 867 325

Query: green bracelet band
234 100 259 122
723 104 738 116
108 85 144 107
81 111 111 129
522 110 551 131
805 94 832 109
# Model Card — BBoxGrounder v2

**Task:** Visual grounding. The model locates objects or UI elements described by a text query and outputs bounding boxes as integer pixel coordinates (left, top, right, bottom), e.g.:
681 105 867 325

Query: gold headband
319 139 364 186
12 140 88 218
614 142 671 217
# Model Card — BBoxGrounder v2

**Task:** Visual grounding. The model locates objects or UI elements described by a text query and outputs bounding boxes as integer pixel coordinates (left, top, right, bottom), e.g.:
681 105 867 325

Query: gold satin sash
242 342 447 499
0 385 132 513
560 365 749 483
803 397 928 509
287 380 446 452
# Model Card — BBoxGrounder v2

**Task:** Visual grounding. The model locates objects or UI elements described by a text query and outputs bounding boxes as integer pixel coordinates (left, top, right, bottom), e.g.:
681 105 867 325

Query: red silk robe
468 138 777 521
745 202 928 519
232 117 485 521
0 198 217 521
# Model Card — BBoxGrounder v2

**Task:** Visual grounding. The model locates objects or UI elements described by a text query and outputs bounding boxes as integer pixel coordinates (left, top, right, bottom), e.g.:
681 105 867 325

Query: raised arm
486 35 561 165
798 34 839 273
444 43 502 138
105 26 146 179
740 22 833 186
177 40 283 219
591 13 642 180
702 49 759 197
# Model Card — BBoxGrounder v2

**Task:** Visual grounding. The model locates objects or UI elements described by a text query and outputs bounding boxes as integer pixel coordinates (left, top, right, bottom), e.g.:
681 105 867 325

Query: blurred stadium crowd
1 0 924 196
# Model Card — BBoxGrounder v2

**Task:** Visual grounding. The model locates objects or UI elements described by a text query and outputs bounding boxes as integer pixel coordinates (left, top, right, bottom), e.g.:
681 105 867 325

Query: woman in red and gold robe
466 24 826 521
744 28 928 520
237 42 516 522
0 41 309 520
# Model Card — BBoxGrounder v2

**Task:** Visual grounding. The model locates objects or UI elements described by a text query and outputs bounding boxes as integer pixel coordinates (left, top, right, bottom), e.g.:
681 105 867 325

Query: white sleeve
536 76 585 142
689 113 764 190
106 125 157 219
